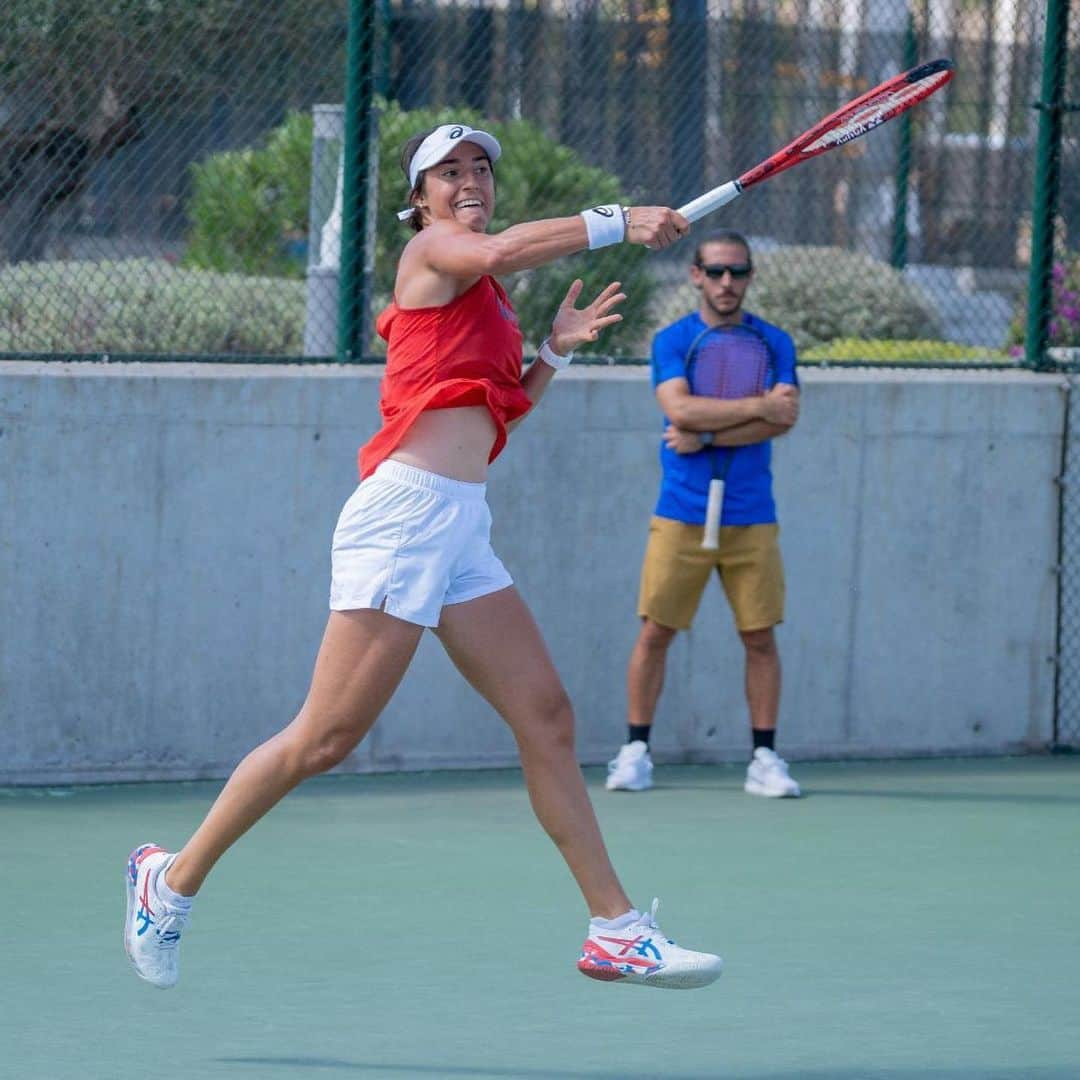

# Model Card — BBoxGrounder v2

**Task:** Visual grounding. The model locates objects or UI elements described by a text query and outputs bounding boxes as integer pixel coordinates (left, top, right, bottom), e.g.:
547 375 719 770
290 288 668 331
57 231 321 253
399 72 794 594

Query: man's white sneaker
124 843 191 988
578 898 722 989
744 747 801 798
605 740 653 791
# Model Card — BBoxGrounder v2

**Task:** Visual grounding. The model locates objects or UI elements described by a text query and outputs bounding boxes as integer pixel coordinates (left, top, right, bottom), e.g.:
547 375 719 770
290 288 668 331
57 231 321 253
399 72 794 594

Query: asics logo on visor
398 124 502 219
407 125 502 189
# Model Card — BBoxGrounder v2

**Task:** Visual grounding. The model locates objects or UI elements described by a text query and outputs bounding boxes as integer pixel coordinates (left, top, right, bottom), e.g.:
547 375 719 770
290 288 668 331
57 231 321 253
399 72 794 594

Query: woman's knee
515 685 576 752
280 717 364 779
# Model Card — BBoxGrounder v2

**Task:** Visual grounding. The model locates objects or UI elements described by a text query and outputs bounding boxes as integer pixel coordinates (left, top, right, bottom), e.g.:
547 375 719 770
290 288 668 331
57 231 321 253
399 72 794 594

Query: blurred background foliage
0 1 1074 361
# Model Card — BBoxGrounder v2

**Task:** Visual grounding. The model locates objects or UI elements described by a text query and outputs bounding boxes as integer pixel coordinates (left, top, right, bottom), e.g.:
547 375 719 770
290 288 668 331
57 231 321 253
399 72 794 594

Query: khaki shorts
637 516 785 632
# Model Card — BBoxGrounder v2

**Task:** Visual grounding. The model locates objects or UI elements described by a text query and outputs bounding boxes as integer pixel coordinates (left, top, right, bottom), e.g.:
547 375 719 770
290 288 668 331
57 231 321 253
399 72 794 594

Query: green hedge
801 338 1011 363
3 253 996 361
184 103 655 354
752 247 943 351
655 246 944 355
0 259 304 355
184 112 312 280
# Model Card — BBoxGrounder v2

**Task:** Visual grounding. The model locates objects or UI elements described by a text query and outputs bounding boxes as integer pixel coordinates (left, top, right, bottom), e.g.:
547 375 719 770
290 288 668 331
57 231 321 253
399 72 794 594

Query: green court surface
2 757 1078 1080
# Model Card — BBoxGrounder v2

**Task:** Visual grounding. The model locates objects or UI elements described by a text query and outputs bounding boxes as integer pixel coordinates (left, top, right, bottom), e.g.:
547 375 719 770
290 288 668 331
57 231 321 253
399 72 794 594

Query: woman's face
416 140 495 232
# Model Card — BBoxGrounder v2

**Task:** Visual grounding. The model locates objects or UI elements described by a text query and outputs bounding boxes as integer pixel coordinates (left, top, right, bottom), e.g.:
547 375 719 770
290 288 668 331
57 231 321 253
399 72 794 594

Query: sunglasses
696 262 753 279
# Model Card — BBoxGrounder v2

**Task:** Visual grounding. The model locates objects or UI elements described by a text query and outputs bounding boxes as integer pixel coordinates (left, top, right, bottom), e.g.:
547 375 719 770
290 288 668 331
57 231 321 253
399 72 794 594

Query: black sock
628 724 651 746
752 727 775 753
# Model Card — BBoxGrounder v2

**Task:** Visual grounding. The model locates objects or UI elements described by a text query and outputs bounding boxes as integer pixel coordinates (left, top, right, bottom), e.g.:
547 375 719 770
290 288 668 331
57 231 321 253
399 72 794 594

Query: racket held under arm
702 478 724 550
683 323 773 551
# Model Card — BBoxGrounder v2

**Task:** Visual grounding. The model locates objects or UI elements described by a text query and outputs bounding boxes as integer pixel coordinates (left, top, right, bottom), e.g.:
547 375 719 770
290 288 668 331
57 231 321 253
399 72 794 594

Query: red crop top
358 275 534 480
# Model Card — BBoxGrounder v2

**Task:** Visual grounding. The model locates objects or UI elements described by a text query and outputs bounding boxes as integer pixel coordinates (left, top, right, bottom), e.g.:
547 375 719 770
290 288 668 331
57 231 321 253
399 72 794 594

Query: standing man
606 230 801 797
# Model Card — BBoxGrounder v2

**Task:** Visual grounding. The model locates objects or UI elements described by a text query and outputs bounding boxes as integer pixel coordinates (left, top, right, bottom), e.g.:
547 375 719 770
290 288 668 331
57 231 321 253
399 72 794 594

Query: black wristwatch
699 432 714 446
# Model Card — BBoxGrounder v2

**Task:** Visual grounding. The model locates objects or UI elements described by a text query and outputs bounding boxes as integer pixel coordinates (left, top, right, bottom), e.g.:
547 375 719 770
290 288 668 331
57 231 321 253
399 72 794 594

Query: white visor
396 123 502 221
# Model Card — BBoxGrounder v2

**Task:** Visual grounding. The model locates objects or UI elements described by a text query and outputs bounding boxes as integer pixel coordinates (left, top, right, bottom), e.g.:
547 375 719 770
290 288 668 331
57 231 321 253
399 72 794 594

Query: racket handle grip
678 181 743 224
702 479 724 550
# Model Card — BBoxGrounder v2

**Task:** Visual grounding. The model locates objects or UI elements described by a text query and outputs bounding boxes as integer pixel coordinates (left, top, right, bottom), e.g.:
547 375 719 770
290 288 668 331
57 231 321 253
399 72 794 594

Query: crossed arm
655 376 799 453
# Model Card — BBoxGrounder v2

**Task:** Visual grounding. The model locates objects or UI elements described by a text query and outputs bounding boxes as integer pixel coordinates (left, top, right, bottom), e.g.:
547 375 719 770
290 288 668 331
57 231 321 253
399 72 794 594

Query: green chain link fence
1 1 1075 365
1057 375 1080 749
1050 2 1080 748
0 2 347 358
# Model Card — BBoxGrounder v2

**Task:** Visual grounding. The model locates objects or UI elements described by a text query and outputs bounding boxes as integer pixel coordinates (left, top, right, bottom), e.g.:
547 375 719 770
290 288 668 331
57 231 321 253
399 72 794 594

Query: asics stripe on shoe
124 843 190 989
578 898 722 989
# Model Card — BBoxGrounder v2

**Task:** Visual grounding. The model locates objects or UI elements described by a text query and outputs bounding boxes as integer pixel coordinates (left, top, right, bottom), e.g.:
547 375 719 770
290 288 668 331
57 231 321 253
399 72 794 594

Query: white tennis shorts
329 460 513 627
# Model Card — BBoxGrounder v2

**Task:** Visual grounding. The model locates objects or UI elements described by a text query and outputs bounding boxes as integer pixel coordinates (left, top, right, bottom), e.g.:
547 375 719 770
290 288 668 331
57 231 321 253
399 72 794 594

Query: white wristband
539 338 574 371
581 204 626 249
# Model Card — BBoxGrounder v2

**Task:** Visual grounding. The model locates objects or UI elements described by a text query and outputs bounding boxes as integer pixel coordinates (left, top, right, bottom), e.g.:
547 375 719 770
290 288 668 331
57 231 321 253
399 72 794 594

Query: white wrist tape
539 338 574 371
581 204 625 249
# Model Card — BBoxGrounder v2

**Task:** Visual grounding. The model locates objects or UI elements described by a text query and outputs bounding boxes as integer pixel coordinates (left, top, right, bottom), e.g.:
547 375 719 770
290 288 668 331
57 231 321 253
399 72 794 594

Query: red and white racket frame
679 58 955 224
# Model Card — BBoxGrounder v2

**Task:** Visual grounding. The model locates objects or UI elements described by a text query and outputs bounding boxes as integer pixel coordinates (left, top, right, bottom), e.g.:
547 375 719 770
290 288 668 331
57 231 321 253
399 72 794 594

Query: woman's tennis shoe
605 740 653 792
124 843 191 988
578 899 722 989
744 747 801 798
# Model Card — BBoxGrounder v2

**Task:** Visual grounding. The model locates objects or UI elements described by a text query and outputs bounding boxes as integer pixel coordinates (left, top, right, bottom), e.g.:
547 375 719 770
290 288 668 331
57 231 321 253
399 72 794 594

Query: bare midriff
388 405 499 483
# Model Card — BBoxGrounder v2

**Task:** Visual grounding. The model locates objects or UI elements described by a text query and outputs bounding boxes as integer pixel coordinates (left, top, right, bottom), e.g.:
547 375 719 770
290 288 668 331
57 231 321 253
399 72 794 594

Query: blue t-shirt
651 310 798 525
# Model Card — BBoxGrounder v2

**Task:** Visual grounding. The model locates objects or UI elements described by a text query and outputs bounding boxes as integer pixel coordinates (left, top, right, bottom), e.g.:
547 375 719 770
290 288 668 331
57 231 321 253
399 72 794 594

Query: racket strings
689 329 770 401
804 70 953 153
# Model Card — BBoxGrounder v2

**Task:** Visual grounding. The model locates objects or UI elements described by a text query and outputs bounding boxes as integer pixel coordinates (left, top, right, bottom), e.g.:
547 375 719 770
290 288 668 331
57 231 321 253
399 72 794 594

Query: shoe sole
638 963 723 989
744 780 801 798
579 961 722 990
604 779 653 792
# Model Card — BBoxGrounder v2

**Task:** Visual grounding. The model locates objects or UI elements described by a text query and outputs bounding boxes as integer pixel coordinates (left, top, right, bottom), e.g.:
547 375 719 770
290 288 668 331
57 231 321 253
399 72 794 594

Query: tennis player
125 123 722 991
606 230 802 797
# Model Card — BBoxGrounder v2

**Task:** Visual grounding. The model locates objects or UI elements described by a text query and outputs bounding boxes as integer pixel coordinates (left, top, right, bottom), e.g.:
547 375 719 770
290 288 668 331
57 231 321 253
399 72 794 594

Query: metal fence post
338 0 380 362
303 104 344 357
1024 0 1072 370
890 10 919 270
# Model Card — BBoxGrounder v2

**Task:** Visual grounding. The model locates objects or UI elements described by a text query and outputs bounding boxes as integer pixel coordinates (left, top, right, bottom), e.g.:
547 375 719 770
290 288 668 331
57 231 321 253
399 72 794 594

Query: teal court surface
2 756 1078 1080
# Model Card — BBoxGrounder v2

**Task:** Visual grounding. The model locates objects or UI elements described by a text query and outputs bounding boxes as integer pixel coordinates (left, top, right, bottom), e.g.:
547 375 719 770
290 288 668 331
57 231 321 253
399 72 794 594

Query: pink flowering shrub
1007 251 1080 355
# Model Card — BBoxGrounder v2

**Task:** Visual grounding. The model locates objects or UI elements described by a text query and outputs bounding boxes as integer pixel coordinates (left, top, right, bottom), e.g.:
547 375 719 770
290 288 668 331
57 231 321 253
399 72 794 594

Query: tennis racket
684 323 773 549
678 58 954 224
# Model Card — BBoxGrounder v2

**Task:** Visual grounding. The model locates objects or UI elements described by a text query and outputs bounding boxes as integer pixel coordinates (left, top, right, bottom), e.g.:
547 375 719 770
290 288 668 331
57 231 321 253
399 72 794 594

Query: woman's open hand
549 279 627 355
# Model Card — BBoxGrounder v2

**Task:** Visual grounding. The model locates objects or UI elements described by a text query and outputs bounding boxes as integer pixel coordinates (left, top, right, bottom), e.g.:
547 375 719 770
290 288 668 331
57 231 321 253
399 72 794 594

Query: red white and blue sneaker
125 843 190 988
577 898 722 989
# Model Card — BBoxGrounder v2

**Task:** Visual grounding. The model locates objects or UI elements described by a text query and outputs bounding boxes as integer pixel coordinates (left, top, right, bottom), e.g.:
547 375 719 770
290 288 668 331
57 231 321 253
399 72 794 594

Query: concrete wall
0 362 1065 784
